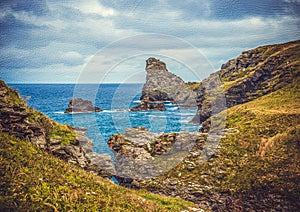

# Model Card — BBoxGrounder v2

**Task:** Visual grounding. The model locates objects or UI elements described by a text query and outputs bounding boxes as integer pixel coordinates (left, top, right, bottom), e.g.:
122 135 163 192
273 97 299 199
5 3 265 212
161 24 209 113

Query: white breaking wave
102 109 129 113
54 111 65 114
168 107 179 111
149 115 166 118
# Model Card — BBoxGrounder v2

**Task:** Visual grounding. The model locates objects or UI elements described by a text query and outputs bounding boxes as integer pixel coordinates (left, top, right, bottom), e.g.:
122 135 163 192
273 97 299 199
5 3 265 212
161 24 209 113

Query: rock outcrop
64 98 102 113
140 57 198 107
130 97 166 111
192 40 300 129
0 80 114 178
108 127 206 183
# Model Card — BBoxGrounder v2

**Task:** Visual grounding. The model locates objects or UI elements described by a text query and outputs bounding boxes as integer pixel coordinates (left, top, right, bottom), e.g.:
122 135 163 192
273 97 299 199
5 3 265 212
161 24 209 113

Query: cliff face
193 40 300 127
140 57 198 107
0 80 114 178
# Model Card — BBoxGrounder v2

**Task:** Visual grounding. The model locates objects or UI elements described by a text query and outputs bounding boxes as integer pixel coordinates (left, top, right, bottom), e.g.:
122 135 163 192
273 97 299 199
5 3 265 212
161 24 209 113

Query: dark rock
64 98 102 113
130 98 166 111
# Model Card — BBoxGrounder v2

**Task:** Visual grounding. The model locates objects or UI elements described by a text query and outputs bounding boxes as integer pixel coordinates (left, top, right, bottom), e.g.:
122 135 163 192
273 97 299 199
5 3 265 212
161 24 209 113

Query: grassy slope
0 132 200 211
143 78 300 206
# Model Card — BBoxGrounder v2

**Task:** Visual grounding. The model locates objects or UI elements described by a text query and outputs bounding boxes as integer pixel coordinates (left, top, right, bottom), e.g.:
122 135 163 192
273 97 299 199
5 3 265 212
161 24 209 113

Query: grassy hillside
0 132 201 211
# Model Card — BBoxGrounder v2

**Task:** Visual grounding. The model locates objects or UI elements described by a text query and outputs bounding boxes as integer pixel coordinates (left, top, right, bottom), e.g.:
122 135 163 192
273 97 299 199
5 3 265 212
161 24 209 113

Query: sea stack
140 57 198 107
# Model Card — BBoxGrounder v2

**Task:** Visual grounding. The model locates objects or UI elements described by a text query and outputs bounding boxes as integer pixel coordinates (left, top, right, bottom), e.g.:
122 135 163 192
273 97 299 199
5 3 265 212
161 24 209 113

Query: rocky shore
108 127 207 183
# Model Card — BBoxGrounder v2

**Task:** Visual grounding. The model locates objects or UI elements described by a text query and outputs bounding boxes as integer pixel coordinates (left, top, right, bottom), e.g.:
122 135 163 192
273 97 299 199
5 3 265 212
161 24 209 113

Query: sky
0 0 299 83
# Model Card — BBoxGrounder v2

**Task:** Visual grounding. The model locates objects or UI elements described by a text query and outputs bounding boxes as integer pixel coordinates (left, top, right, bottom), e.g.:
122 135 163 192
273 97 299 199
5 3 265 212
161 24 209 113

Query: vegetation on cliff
192 40 300 124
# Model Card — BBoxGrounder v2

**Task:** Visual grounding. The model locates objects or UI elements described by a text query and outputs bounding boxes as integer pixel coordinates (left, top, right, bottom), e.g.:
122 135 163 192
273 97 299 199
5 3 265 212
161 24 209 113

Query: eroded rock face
107 127 205 184
192 40 300 128
130 98 166 111
140 57 198 107
0 81 114 178
64 98 102 113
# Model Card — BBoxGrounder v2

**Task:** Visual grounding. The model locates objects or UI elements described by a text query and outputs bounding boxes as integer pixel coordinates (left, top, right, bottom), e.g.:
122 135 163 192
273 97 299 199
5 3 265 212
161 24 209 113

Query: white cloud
62 51 82 60
75 0 116 16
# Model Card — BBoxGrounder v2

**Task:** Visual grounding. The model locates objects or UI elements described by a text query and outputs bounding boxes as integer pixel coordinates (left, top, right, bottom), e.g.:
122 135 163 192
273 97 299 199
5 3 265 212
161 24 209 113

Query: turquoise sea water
9 84 199 158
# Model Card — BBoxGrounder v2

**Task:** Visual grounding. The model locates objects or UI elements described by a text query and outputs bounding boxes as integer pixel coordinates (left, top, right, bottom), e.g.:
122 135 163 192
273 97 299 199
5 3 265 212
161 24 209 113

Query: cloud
0 0 299 83
72 0 116 16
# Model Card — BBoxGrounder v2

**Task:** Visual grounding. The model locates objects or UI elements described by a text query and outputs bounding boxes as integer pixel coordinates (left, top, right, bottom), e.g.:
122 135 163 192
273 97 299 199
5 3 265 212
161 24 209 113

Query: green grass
0 133 200 211
0 80 25 106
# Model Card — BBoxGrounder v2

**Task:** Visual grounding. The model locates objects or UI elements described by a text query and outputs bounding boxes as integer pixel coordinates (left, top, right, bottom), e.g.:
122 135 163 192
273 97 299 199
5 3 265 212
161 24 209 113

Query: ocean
9 84 199 158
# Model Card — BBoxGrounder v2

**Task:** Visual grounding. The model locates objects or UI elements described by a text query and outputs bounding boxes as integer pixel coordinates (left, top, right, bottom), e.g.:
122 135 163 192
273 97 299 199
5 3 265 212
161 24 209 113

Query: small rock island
64 98 103 113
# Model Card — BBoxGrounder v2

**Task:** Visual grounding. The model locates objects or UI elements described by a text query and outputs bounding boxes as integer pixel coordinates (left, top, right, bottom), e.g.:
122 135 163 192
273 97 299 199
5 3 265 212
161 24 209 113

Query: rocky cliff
140 57 198 107
0 80 114 178
192 40 300 128
105 40 300 211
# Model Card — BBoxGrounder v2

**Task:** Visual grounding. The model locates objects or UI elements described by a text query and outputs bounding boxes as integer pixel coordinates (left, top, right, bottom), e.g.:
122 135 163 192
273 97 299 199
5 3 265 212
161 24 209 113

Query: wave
168 107 179 111
149 115 166 118
180 113 197 116
102 109 129 113
54 111 65 114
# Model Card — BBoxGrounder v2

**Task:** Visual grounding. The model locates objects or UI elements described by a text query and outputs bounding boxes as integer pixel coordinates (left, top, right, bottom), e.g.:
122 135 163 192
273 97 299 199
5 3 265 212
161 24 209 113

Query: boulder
64 98 102 113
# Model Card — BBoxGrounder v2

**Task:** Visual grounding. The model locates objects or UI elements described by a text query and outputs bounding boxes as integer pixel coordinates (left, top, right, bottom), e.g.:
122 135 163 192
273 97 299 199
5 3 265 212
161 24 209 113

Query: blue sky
0 0 299 83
